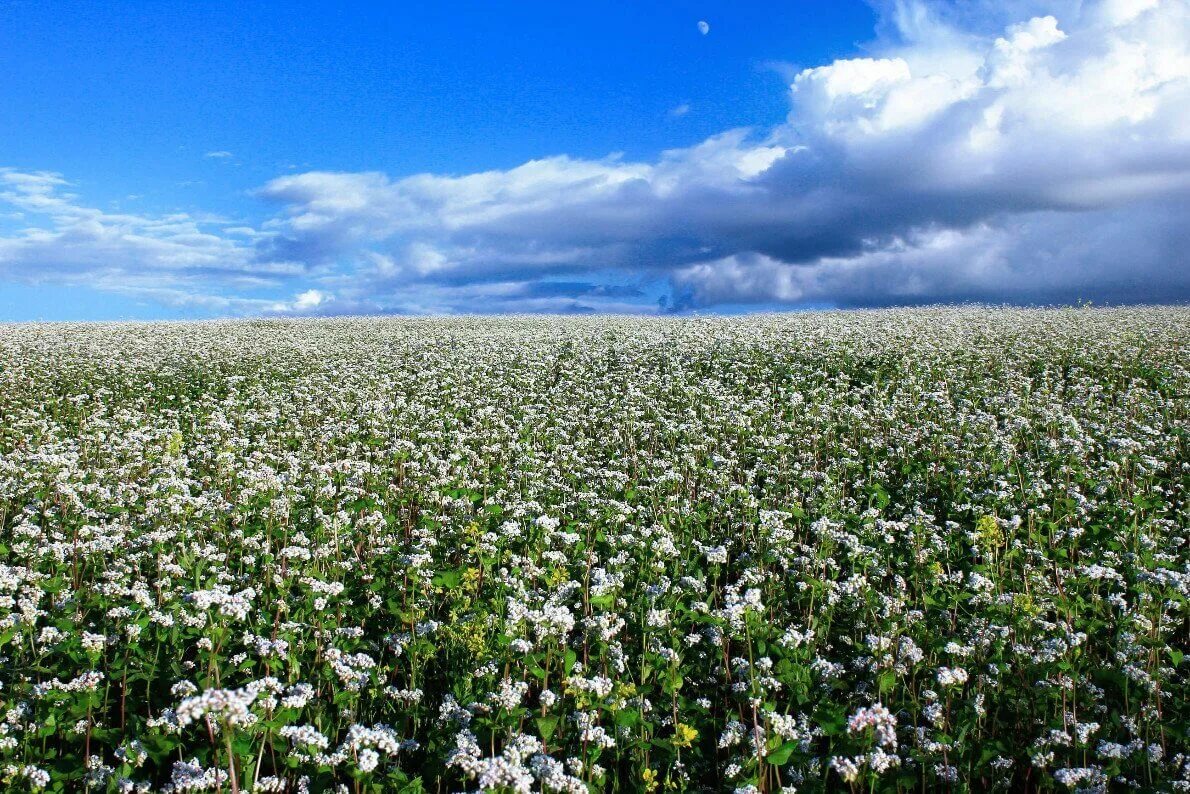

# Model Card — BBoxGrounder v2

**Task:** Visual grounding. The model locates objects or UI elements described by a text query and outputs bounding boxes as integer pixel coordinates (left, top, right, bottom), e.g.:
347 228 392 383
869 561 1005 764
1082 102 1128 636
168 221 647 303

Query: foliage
0 307 1186 792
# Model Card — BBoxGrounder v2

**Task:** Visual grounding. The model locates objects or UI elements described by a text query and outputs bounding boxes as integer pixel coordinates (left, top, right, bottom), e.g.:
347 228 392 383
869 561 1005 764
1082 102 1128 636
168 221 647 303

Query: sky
0 0 1187 320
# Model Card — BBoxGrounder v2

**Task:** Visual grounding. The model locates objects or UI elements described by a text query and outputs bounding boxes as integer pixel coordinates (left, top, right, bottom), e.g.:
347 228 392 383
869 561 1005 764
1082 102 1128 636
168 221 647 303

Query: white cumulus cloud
246 0 1189 312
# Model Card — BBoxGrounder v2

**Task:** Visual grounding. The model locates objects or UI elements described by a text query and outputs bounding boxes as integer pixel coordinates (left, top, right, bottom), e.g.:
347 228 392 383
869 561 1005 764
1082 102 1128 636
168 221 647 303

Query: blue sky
1 0 1187 320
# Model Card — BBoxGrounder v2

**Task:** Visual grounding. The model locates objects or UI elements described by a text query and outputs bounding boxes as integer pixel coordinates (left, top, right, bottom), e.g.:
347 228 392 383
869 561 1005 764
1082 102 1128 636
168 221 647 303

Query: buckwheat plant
0 307 1186 791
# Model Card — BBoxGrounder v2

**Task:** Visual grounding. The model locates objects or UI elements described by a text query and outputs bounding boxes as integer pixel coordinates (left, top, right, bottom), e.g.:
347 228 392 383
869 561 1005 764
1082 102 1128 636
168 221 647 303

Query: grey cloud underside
670 200 1190 310
1 0 1188 315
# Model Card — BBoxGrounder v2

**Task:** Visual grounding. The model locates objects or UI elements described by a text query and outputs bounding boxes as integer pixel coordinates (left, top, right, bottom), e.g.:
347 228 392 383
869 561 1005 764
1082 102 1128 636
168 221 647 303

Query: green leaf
536 716 559 742
432 568 464 588
615 709 641 728
766 741 797 766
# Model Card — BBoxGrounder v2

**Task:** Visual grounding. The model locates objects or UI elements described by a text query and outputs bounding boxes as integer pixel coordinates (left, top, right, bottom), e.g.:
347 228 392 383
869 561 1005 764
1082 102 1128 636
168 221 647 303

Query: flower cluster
0 307 1186 790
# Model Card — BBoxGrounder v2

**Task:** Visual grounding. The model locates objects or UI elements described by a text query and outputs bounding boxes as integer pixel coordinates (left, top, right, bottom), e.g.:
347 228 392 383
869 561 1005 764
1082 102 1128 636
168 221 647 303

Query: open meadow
0 307 1186 792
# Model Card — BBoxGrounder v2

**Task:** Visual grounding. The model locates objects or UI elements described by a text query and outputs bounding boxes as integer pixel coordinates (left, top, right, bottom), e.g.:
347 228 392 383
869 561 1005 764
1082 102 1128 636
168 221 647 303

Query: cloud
0 168 300 311
204 151 235 159
267 288 329 314
698 20 711 36
0 169 254 279
670 200 1190 308
670 103 691 117
243 0 1188 312
2 0 1188 316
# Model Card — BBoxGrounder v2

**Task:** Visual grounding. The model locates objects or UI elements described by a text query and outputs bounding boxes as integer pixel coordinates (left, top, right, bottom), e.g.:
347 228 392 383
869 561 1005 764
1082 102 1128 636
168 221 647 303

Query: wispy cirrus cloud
1 0 1187 316
0 168 305 311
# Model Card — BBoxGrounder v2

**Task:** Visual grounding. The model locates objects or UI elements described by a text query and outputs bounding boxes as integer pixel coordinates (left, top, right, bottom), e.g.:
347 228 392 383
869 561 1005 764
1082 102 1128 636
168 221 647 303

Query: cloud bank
2 0 1187 315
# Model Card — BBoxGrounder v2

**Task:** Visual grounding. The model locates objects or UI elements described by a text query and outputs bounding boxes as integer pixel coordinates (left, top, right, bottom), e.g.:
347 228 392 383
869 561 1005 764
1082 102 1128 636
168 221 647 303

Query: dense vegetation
0 308 1186 792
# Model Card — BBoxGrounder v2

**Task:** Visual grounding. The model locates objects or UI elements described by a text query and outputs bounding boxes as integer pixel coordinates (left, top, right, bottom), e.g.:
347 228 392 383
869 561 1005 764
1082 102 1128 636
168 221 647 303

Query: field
0 308 1186 793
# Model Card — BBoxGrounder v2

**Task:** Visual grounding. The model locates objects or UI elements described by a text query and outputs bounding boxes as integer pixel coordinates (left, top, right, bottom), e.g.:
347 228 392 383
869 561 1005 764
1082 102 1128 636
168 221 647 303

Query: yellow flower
642 768 659 793
1013 592 1040 617
672 722 698 748
976 514 1004 551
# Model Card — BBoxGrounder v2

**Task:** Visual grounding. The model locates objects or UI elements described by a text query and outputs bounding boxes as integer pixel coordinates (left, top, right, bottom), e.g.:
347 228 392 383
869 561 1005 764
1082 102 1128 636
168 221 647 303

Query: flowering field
0 308 1186 793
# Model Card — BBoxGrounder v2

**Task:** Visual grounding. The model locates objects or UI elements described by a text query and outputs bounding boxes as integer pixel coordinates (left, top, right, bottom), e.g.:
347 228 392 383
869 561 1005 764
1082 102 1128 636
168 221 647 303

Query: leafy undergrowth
0 307 1186 792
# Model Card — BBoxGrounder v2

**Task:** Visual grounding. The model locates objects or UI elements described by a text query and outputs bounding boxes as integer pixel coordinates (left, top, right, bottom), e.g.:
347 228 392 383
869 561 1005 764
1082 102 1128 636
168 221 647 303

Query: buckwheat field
0 307 1186 793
